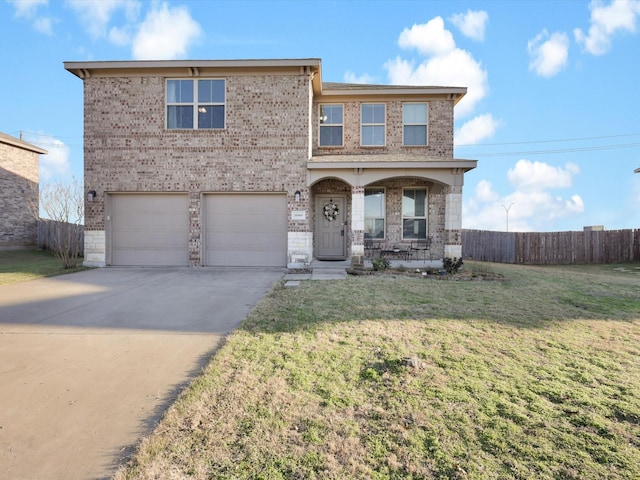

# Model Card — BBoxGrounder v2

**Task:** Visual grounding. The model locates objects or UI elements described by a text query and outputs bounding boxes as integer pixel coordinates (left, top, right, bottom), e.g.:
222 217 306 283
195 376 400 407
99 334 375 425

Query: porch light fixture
294 190 301 203
87 190 96 202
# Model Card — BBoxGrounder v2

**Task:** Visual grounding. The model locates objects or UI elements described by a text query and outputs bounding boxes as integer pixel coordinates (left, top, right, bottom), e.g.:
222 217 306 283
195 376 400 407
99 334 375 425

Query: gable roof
0 132 47 155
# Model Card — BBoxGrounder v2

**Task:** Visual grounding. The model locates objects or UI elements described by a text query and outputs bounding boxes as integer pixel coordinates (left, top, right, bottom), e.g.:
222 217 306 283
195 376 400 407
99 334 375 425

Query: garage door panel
204 194 287 267
113 231 186 249
207 232 285 251
110 194 189 266
113 249 188 266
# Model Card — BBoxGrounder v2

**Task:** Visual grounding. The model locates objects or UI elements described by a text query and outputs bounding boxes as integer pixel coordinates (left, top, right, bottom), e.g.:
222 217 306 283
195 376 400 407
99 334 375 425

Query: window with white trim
166 79 225 129
402 188 427 239
319 104 343 146
361 103 385 146
365 187 385 239
403 103 428 146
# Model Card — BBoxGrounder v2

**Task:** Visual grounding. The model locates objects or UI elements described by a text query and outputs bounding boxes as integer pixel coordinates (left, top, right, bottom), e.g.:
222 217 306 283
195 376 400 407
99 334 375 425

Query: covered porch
307 154 476 266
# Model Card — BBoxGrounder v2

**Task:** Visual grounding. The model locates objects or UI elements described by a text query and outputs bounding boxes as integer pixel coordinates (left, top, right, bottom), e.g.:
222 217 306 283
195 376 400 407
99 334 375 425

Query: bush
372 256 391 271
443 257 464 274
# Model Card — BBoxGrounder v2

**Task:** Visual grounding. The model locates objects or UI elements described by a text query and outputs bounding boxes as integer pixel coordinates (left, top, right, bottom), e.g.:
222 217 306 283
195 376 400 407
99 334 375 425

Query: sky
1 0 639 232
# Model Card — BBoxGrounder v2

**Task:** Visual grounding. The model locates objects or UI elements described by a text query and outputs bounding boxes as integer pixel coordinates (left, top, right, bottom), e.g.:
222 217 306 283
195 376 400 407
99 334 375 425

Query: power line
14 130 84 140
456 132 640 148
462 142 640 158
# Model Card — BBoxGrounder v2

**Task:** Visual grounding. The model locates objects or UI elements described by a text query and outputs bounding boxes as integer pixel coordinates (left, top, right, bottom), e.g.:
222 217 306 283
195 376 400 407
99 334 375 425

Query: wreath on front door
323 201 340 221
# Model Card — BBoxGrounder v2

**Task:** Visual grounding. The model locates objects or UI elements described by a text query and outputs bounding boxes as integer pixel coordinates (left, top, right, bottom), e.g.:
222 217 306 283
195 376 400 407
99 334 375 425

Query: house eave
318 84 467 103
64 58 322 80
0 132 48 155
308 154 477 172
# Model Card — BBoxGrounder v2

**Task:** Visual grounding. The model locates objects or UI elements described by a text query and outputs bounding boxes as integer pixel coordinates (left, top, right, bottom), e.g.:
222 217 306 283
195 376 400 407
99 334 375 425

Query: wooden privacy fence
462 229 640 265
38 219 84 256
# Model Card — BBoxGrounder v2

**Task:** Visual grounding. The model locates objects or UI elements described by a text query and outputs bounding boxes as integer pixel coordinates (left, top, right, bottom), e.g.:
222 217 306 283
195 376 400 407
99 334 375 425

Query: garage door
110 194 189 266
204 194 287 267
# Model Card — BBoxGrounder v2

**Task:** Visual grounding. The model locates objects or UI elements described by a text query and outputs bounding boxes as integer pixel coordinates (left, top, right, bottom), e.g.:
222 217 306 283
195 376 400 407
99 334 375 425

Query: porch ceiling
309 153 477 171
307 154 477 187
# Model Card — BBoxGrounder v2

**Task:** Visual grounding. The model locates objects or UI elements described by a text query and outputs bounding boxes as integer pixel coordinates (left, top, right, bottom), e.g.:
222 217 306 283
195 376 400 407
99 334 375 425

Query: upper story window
166 79 225 130
402 188 427 239
319 104 343 146
361 103 385 146
365 187 385 239
403 103 428 146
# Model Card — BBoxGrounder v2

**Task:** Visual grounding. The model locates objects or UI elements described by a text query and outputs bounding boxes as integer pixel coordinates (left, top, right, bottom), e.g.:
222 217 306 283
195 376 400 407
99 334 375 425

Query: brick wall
0 142 39 246
311 99 454 156
83 72 313 264
369 178 446 258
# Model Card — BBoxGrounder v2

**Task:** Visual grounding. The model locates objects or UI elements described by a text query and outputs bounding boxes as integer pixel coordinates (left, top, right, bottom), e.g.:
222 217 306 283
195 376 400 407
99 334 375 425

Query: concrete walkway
0 267 283 480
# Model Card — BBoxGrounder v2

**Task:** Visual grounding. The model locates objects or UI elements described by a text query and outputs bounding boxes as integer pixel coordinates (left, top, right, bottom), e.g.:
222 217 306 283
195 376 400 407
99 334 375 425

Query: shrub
372 256 391 271
443 257 464 274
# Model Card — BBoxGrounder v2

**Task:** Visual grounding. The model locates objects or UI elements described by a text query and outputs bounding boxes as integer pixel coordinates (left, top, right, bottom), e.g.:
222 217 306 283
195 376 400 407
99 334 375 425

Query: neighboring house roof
0 131 47 155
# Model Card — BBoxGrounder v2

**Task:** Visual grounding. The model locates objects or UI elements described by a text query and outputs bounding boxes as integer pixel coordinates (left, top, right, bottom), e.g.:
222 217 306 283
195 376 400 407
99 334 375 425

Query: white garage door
204 194 287 267
109 194 189 266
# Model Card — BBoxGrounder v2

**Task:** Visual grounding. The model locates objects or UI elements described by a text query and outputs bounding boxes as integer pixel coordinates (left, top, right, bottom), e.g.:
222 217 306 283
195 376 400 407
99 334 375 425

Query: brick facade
0 134 43 247
66 59 476 267
311 99 454 157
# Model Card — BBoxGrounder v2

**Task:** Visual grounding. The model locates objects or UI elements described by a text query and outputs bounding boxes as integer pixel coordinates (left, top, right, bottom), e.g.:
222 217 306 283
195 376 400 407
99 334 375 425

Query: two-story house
64 58 476 268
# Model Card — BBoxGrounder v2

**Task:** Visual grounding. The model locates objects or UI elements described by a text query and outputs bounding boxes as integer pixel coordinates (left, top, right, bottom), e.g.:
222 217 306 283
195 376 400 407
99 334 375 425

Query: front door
316 195 346 260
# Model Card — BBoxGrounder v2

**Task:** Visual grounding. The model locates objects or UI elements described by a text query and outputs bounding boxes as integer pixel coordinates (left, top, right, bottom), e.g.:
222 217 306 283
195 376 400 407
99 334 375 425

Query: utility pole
501 203 514 232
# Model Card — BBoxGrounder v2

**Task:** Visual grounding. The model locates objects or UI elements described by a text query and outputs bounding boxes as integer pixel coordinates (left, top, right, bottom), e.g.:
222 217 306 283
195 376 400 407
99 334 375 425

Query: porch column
351 186 365 266
444 185 463 259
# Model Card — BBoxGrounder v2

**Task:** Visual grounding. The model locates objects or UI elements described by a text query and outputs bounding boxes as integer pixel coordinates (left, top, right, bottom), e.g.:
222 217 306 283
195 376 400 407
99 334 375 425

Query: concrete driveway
0 267 283 480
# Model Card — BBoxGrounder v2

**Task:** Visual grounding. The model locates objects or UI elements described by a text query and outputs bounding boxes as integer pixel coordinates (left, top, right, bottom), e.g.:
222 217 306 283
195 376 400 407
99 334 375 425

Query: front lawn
117 262 640 480
0 248 84 285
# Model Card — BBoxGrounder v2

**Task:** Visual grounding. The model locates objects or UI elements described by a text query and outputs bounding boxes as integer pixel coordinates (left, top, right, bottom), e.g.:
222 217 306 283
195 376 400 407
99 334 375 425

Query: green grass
0 248 84 285
117 262 640 480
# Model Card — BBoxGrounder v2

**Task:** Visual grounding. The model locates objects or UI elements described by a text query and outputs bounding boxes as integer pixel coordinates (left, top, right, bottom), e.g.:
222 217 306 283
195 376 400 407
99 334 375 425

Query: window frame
364 187 386 240
360 103 386 147
402 187 428 240
318 104 344 147
402 102 428 146
166 78 226 130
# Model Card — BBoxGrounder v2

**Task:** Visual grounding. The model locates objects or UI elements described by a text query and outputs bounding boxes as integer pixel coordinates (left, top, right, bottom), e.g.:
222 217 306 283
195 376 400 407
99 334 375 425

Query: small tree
33 178 84 269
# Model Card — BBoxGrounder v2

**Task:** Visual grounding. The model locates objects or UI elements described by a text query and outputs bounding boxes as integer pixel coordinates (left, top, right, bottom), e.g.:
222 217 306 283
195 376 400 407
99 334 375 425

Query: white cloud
7 0 47 18
398 17 455 56
108 25 131 46
574 0 640 55
66 0 141 39
8 0 53 34
343 71 377 84
507 159 579 191
385 17 489 118
476 180 500 203
463 160 584 231
455 113 500 145
25 133 71 180
33 15 53 34
131 2 202 60
385 50 487 118
450 10 489 41
528 29 570 78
